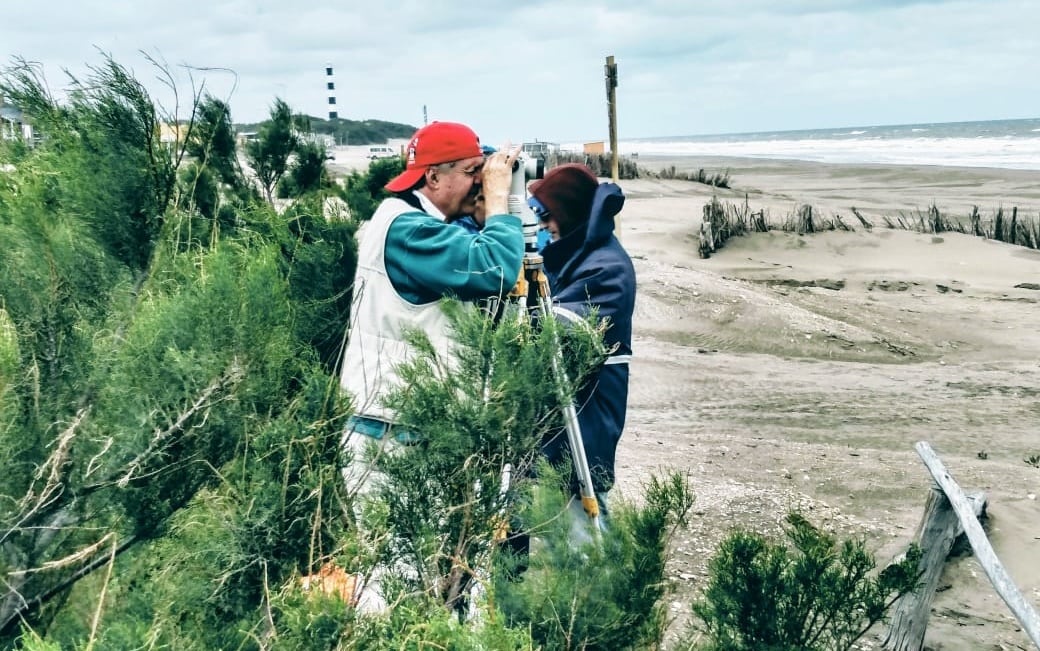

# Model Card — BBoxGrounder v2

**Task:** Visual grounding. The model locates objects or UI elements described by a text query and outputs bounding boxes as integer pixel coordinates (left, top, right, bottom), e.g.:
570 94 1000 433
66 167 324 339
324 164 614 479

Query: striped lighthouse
326 64 337 120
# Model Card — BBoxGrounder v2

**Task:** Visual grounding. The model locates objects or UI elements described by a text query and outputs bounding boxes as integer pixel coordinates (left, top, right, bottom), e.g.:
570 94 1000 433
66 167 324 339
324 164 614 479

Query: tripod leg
534 277 601 535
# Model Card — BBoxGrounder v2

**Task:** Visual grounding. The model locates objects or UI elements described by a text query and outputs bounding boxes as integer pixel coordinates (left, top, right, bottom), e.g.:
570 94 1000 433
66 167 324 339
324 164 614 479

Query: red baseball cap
384 121 483 192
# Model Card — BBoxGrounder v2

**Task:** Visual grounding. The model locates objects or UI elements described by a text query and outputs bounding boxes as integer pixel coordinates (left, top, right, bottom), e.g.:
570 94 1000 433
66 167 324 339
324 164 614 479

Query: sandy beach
332 152 1040 649
615 156 1040 650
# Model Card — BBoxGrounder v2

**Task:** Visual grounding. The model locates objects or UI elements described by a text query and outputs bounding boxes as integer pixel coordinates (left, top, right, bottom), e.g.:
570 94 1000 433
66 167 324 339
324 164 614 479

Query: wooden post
883 488 986 651
914 441 1040 648
604 55 619 184
604 56 620 239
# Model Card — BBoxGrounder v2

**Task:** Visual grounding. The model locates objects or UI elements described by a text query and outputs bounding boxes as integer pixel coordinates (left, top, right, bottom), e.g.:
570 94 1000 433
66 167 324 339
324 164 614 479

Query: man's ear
424 166 439 189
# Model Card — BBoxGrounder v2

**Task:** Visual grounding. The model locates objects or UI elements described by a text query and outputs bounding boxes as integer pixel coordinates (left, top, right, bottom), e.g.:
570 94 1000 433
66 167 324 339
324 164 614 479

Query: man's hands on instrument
481 145 521 217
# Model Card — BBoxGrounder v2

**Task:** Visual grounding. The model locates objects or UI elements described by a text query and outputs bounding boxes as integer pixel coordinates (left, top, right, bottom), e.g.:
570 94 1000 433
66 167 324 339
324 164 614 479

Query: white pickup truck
367 145 398 160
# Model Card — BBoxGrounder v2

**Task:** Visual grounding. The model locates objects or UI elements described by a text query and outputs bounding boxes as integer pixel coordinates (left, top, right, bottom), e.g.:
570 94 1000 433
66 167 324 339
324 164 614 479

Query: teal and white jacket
340 191 522 423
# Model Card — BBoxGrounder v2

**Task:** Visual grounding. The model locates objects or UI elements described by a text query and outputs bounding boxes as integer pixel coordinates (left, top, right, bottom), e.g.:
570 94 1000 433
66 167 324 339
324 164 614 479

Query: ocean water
597 118 1040 171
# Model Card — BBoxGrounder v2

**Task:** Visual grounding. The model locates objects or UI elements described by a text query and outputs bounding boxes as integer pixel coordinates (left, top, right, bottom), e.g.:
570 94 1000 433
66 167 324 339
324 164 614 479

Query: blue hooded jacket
540 182 635 493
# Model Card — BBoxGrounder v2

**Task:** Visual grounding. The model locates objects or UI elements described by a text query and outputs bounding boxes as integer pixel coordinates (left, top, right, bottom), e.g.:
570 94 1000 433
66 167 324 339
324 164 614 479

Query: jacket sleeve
385 212 524 304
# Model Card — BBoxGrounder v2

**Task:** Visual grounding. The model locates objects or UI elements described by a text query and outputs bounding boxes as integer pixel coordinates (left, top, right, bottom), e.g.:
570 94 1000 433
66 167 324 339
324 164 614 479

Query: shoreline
633 152 1040 176
625 155 1040 222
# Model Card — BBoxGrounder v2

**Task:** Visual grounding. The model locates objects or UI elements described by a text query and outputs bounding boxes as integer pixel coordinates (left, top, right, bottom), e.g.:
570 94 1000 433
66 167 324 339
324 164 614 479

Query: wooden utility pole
604 55 619 184
604 55 620 238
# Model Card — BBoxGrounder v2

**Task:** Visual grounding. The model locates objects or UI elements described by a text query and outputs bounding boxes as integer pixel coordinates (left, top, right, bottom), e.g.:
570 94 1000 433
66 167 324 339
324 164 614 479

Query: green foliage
1 55 180 270
177 159 220 219
0 308 19 490
0 55 358 643
68 367 352 650
339 156 405 221
0 308 17 396
238 115 416 147
497 470 695 650
186 94 241 187
277 196 358 371
175 95 258 239
246 98 298 203
268 591 535 651
277 140 331 199
683 512 921 651
14 627 61 651
370 302 608 612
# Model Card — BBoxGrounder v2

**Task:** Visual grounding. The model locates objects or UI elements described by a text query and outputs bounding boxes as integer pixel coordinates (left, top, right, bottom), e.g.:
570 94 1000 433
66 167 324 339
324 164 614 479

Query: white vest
340 194 454 422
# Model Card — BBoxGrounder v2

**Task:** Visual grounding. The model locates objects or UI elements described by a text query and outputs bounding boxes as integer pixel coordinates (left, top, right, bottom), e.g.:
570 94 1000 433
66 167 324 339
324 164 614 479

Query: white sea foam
563 119 1040 170
571 136 1040 171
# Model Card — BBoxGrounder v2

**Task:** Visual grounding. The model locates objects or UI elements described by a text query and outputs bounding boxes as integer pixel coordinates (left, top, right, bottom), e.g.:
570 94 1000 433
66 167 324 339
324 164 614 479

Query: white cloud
2 0 1038 142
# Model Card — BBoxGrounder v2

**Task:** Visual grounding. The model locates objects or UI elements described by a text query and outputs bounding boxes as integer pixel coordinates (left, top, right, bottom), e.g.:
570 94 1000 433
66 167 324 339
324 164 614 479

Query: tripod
466 156 603 621
504 156 602 533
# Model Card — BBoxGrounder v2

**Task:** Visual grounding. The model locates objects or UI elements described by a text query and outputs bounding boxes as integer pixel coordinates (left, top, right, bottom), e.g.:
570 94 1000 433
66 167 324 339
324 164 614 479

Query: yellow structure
583 141 605 155
158 122 187 145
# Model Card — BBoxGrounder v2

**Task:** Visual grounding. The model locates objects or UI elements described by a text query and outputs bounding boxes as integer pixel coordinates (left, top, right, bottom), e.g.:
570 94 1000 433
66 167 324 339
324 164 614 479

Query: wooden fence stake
883 487 985 651
914 441 1040 648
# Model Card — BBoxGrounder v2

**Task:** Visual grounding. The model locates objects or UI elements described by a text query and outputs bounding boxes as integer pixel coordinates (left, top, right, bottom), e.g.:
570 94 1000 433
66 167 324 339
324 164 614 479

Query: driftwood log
884 441 1040 650
883 487 986 651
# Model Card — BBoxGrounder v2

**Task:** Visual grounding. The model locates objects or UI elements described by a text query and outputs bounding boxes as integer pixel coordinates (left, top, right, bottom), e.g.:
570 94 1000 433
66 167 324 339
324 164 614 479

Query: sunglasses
529 201 551 222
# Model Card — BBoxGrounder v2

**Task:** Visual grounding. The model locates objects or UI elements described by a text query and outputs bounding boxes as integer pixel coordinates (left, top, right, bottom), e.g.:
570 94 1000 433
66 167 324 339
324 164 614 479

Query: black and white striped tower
325 64 337 120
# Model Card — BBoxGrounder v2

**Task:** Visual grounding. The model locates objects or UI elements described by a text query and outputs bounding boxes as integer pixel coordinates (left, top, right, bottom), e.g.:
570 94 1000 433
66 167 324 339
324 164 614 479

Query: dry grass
700 198 1040 255
550 152 730 188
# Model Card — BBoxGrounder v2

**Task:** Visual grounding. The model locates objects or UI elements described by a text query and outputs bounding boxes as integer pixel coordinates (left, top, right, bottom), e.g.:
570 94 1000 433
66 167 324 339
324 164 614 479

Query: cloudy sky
3 0 1038 144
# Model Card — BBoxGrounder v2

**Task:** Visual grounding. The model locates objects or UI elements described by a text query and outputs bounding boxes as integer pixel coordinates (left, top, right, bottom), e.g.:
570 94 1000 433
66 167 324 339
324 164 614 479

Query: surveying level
505 153 602 533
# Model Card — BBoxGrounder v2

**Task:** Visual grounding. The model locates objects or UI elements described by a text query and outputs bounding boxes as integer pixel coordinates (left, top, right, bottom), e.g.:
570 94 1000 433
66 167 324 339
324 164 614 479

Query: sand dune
613 159 1040 649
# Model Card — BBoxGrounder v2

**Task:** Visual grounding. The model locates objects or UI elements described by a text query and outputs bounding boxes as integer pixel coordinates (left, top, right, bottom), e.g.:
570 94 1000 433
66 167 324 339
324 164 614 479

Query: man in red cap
341 121 522 428
339 121 522 612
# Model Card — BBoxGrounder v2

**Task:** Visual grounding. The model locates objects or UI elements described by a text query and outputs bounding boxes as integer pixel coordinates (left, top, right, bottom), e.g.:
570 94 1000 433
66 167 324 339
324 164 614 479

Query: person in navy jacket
528 163 636 533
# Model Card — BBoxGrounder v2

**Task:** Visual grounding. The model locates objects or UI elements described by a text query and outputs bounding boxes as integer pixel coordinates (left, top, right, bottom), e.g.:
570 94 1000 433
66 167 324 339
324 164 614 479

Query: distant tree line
236 115 416 146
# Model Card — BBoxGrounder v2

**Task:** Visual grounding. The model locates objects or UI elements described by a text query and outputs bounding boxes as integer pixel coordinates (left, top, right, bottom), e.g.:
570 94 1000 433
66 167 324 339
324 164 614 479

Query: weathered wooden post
604 55 620 239
883 487 986 651
604 55 619 186
887 441 1040 650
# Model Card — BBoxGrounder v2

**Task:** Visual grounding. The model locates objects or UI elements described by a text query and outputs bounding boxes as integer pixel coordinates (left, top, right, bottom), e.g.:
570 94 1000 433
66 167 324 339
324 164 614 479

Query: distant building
522 140 559 159
158 122 187 145
583 141 605 155
300 132 335 149
0 101 35 143
235 129 334 150
236 131 259 147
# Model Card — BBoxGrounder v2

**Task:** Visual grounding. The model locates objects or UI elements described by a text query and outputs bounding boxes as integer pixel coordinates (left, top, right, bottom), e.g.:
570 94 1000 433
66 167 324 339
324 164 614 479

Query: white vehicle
367 145 398 160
